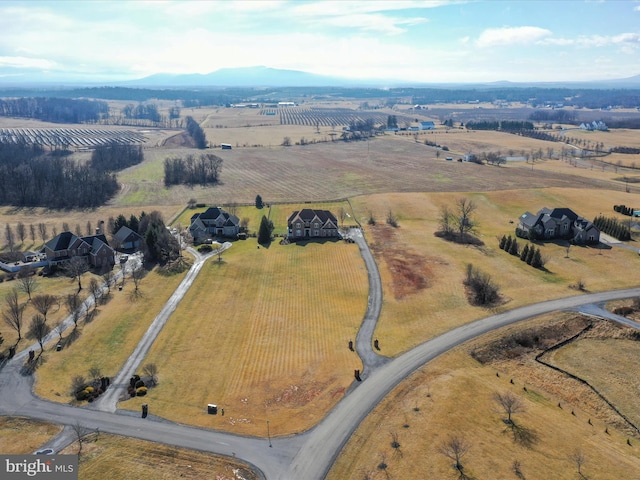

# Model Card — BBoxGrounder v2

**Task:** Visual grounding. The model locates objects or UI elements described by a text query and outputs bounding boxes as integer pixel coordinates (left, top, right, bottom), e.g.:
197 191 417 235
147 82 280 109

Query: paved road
1 234 640 479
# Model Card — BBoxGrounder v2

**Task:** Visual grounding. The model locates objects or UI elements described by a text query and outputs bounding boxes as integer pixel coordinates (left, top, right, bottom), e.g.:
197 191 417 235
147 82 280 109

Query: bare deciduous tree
27 314 50 353
494 391 525 424
88 366 102 380
5 224 15 252
455 197 477 240
102 270 115 295
439 434 471 473
72 422 90 456
570 450 587 478
17 266 38 301
16 222 26 243
88 278 101 310
3 289 25 341
65 293 82 328
63 257 88 292
29 224 36 243
38 223 48 242
143 363 158 386
31 294 59 323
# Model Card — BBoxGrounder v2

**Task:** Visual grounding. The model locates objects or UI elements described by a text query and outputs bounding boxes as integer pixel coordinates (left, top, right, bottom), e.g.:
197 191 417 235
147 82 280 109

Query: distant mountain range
1 65 640 89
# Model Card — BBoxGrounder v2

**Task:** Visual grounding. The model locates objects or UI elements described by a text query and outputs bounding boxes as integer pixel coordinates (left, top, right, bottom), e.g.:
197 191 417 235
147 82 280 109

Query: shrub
464 264 500 305
85 386 94 394
136 386 148 396
135 379 145 389
198 244 213 253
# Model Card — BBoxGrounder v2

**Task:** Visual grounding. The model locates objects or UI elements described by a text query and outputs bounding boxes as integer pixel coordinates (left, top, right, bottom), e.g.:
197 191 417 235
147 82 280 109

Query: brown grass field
120 235 368 436
350 187 640 357
31 265 189 401
0 417 62 454
2 101 640 477
59 432 257 480
327 314 640 480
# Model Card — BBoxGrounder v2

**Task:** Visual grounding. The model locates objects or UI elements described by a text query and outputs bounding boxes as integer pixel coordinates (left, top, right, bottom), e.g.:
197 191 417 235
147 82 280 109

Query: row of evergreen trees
613 204 638 217
499 235 544 269
593 215 631 241
466 120 534 131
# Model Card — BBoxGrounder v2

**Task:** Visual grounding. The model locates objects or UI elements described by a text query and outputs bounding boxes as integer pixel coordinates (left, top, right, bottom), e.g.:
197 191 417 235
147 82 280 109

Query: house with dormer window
44 231 115 268
287 209 339 240
517 207 599 244
189 207 240 242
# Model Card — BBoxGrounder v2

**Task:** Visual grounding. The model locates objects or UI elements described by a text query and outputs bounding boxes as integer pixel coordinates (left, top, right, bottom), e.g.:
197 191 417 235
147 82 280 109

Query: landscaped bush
198 244 213 253
136 386 148 396
135 379 145 389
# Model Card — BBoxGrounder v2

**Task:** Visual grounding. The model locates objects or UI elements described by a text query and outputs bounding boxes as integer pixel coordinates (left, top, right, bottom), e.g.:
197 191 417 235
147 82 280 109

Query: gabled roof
545 208 578 222
519 212 538 229
114 226 142 243
45 231 77 252
190 207 240 227
288 208 337 224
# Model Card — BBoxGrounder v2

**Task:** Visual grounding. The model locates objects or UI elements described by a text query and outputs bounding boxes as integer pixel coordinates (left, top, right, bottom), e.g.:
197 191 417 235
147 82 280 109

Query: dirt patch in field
369 224 446 300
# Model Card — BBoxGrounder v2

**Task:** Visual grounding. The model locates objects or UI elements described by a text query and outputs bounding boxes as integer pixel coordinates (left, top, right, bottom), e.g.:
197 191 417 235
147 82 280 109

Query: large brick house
287 209 339 239
189 207 240 242
44 231 116 268
517 207 600 244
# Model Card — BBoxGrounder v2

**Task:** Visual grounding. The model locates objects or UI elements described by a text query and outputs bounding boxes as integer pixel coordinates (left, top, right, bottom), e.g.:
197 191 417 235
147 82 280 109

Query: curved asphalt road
1 234 640 479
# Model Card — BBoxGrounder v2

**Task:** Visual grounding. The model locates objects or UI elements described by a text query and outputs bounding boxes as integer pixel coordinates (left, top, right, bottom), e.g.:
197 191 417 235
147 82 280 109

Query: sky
0 0 639 84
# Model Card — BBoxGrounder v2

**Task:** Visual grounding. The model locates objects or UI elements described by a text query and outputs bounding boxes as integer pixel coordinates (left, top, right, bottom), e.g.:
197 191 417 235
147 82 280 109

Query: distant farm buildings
579 120 608 131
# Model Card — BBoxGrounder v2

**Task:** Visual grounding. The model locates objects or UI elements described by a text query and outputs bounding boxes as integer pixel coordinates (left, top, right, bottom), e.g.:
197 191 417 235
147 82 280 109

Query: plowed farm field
123 238 369 436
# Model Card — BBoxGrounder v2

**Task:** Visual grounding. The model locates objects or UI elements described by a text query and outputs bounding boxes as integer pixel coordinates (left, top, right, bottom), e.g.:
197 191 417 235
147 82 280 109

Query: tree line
0 142 118 208
90 143 144 172
0 97 108 123
466 120 534 131
163 153 223 187
185 116 207 148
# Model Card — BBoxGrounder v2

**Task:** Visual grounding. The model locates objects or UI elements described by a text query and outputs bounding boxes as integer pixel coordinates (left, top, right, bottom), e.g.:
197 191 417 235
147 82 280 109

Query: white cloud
324 13 428 35
542 32 640 49
476 26 552 47
0 56 57 70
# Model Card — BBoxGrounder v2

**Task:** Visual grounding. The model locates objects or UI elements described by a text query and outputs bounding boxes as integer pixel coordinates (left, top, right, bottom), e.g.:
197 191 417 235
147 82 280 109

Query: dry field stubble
121 238 368 436
60 432 257 480
0 417 62 454
120 135 622 208
327 316 640 480
32 266 188 402
350 188 640 357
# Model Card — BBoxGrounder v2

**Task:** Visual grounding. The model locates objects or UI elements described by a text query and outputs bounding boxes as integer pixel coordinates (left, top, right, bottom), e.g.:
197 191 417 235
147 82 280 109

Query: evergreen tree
504 235 513 253
526 245 535 264
532 248 543 268
128 214 139 233
113 214 128 234
258 215 274 245
499 235 507 250
520 244 529 261
255 195 264 209
509 238 519 256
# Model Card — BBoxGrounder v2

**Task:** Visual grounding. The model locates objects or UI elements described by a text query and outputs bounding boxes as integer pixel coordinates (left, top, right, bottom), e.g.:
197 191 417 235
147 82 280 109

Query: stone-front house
189 207 240 242
287 209 339 239
44 231 116 268
517 207 600 244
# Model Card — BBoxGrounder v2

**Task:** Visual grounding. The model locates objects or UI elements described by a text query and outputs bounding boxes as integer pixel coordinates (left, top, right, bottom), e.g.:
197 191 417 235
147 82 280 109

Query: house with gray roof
114 226 143 251
287 209 339 240
189 207 240 242
44 231 115 268
517 207 599 244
